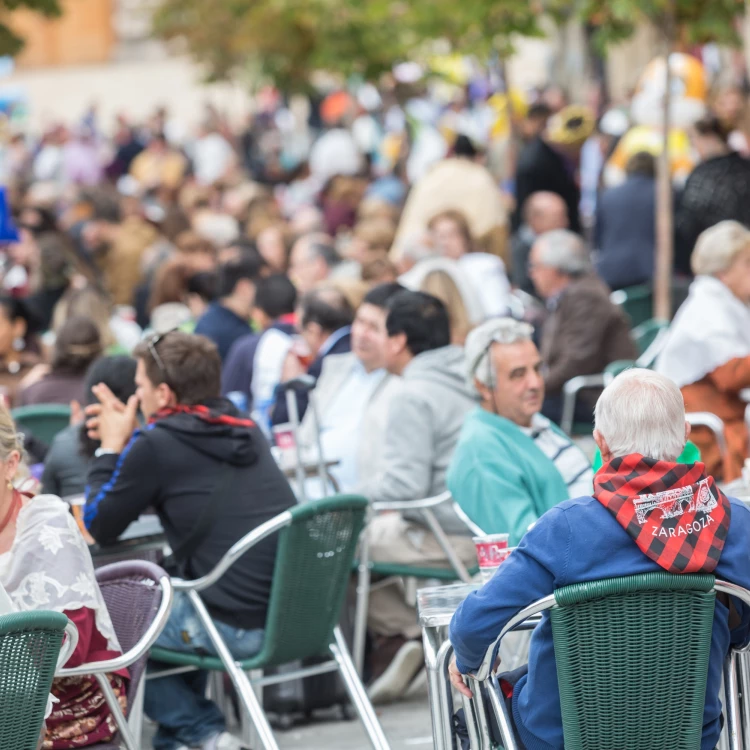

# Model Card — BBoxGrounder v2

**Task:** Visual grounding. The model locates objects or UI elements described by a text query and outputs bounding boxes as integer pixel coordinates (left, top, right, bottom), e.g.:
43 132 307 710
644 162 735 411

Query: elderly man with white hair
447 318 592 544
528 229 635 425
657 220 750 481
448 369 750 750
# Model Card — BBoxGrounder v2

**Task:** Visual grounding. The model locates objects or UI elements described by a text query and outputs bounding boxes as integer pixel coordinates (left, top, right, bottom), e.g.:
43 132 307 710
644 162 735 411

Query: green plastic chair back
12 404 72 446
613 284 652 329
0 610 68 750
252 495 367 667
550 572 715 750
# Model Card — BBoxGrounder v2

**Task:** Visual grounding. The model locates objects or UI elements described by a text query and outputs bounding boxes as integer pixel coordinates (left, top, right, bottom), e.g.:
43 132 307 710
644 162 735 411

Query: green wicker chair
0 610 75 750
610 284 653 328
12 404 72 446
148 495 390 750
464 573 732 750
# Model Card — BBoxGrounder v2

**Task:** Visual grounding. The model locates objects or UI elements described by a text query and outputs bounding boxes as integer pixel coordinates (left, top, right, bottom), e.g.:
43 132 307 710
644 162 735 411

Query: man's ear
594 429 612 463
156 382 177 409
685 420 692 444
474 377 492 402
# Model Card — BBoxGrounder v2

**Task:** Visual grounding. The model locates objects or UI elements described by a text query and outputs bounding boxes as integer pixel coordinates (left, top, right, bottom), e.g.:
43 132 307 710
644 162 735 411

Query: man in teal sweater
447 318 592 544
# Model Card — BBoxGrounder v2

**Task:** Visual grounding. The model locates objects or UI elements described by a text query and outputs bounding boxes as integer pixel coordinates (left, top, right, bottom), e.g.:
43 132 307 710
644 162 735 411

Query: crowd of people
0 63 748 749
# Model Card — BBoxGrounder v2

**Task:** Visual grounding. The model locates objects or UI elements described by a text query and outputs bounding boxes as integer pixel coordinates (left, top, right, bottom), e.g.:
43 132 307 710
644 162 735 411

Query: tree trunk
654 34 674 321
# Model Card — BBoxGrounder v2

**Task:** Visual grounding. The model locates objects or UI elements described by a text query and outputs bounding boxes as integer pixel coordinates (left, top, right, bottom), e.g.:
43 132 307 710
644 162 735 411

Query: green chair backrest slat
11 404 72 446
253 495 368 668
614 284 653 329
550 572 715 750
0 610 69 750
631 318 669 358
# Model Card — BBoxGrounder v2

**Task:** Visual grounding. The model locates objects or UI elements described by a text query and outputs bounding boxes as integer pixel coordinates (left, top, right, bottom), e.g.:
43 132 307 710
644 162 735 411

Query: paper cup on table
473 533 510 583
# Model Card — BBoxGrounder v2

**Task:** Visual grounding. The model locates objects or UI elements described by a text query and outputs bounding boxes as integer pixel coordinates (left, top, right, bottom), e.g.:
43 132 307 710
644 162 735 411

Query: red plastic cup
473 534 510 583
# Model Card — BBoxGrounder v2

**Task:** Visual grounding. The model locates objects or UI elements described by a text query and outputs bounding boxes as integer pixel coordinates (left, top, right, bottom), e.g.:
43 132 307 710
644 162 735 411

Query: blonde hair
691 220 750 276
0 405 26 465
421 269 472 345
52 286 116 350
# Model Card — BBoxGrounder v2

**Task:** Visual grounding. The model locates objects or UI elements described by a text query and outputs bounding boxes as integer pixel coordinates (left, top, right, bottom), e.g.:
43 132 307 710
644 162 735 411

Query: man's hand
449 656 474 699
88 383 139 453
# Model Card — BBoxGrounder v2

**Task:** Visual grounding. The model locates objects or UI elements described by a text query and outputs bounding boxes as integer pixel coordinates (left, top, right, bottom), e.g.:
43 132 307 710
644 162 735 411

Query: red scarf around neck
593 454 731 574
149 404 255 429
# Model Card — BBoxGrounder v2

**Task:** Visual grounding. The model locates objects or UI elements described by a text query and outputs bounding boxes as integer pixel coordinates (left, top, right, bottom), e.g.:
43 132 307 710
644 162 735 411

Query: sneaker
367 640 424 705
202 732 246 750
404 665 428 698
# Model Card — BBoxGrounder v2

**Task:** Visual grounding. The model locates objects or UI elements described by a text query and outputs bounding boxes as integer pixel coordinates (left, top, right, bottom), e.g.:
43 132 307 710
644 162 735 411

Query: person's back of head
53 316 103 376
385 290 451 367
217 250 264 300
254 273 298 328
80 355 138 457
362 282 407 310
625 151 657 180
594 368 688 462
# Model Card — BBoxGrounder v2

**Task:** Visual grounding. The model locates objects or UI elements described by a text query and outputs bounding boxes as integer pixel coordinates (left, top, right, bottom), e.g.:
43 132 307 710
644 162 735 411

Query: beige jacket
298 353 401 487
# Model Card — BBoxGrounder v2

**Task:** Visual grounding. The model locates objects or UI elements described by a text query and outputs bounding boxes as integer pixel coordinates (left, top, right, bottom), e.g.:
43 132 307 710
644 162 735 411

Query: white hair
594 369 686 461
691 220 750 276
465 318 534 387
535 229 591 276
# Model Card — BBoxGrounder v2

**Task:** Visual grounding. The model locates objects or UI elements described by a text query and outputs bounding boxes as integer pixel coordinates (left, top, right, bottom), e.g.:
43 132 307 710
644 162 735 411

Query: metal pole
285 389 307 502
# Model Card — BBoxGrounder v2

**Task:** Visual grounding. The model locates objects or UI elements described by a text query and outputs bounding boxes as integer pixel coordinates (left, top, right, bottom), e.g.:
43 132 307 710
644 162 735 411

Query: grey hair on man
465 317 534 387
594 368 689 462
535 229 592 276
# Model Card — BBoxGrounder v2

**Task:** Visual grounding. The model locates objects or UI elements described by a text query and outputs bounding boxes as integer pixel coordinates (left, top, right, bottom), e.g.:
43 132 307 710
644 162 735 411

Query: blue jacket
594 175 656 291
194 303 251 362
450 495 750 750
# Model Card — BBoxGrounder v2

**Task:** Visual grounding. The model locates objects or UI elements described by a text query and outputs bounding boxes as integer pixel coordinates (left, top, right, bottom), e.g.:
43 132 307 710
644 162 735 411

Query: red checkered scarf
593 454 731 574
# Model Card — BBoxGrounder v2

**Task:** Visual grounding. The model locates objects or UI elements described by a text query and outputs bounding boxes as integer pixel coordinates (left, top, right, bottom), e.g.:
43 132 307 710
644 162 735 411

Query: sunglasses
146 329 177 385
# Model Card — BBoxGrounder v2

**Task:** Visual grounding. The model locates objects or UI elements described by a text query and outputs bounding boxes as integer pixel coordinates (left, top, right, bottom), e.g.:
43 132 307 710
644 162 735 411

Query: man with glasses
83 331 296 750
448 318 592 545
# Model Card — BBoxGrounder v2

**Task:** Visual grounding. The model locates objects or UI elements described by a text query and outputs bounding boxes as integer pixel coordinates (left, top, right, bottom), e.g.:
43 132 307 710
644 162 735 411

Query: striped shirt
520 414 594 499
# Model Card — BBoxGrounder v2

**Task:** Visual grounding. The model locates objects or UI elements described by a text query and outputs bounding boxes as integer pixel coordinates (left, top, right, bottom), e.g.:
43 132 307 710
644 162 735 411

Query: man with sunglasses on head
82 330 296 750
447 318 592 546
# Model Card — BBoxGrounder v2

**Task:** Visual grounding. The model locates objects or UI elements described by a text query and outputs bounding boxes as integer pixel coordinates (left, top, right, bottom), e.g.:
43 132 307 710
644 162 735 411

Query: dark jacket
41 423 87 498
194 302 252 362
541 274 636 399
675 152 750 275
18 372 86 407
594 175 656 291
513 137 581 234
84 399 296 629
222 320 296 408
270 329 352 426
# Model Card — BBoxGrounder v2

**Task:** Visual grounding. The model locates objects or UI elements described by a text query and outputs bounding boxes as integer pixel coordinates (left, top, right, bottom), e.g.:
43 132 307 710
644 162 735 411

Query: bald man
511 191 569 295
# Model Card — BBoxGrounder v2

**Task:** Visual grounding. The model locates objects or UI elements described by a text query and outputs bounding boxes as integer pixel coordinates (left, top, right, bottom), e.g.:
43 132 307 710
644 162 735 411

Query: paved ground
142 688 434 749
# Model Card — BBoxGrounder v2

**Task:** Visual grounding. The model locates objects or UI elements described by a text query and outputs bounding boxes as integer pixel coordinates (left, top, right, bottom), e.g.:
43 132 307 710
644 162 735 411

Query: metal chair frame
457 579 750 750
56 572 173 750
147 509 390 750
352 491 482 676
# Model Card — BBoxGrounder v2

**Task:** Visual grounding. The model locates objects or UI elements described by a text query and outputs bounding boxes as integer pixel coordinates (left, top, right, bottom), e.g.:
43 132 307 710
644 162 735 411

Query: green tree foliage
153 0 547 89
2 0 61 56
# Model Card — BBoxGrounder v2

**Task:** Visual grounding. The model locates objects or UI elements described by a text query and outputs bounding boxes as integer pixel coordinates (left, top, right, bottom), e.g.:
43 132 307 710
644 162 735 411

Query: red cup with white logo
473 534 511 583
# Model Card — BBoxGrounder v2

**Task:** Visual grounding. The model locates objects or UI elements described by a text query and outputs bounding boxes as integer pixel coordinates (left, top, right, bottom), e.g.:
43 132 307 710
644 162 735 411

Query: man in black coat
512 106 594 235
84 331 296 750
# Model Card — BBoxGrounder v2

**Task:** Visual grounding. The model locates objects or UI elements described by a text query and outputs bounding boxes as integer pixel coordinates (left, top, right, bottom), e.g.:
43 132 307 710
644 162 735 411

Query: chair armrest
371 490 453 514
561 374 606 435
172 510 293 593
468 596 556 682
57 620 79 672
57 574 174 677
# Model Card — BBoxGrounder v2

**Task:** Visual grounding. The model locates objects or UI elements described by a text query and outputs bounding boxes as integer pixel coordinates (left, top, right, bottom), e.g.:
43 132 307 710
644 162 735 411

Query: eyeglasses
146 329 176 385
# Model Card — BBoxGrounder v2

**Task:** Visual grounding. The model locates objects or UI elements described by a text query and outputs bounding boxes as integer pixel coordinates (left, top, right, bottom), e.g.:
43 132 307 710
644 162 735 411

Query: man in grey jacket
359 291 477 704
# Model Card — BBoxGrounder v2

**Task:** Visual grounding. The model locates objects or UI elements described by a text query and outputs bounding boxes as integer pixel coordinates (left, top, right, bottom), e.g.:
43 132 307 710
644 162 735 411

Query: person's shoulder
728 496 750 523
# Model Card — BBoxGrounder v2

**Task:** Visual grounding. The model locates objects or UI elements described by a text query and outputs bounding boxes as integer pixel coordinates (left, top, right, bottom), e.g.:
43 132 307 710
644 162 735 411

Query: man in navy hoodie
450 368 750 750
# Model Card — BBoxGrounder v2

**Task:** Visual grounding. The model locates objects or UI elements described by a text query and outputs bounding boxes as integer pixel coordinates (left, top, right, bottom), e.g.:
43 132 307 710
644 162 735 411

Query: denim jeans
145 591 264 750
